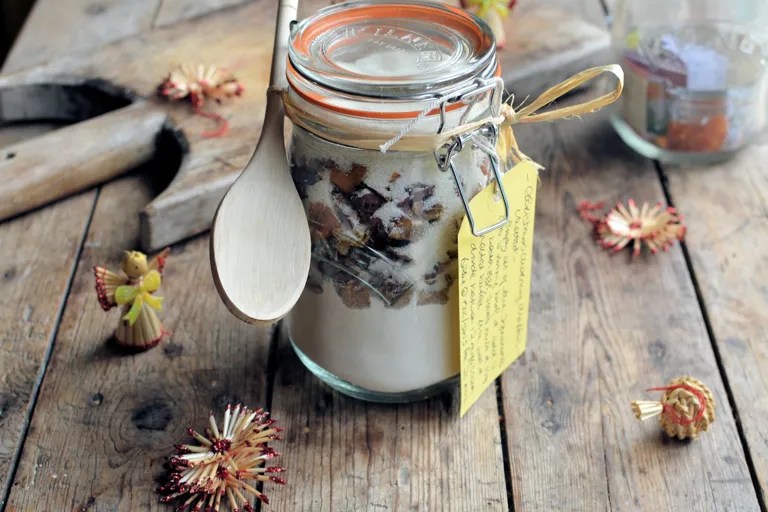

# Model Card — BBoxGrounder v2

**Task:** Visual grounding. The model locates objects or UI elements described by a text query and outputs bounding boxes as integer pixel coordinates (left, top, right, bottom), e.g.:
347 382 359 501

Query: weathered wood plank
0 192 94 499
500 105 761 510
0 0 165 502
4 0 162 72
1 0 283 508
0 0 255 506
664 138 768 502
155 0 251 26
4 170 273 511
268 345 508 512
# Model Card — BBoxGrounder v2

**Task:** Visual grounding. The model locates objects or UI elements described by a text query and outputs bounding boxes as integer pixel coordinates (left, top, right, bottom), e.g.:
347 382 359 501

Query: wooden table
0 1 766 511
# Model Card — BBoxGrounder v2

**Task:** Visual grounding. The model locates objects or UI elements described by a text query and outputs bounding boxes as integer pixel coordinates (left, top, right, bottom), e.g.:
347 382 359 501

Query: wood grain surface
0 0 611 251
0 102 167 222
0 0 166 503
664 137 768 502
1 0 767 511
267 348 508 511
2 3 274 509
5 0 162 72
4 172 271 512
155 0 251 26
502 107 762 511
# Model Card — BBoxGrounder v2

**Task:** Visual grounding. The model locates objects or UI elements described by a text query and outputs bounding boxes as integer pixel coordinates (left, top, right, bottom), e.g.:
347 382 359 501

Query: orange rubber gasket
292 3 488 57
287 61 501 120
288 2 498 120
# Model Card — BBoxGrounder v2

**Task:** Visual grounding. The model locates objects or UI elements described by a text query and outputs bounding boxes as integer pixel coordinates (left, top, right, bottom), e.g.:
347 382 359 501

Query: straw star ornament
158 405 286 511
579 199 686 255
158 63 245 138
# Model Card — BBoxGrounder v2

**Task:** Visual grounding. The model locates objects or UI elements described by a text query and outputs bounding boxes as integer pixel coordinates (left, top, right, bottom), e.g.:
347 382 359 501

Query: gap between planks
254 325 282 512
496 378 516 511
0 190 100 511
0 1 176 509
654 161 768 512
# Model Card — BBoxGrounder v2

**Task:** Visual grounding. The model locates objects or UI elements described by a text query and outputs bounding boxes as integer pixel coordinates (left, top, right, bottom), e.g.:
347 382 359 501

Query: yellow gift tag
458 160 539 416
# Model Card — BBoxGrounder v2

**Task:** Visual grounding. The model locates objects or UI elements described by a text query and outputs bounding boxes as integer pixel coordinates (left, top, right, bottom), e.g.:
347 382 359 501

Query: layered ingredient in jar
286 126 494 393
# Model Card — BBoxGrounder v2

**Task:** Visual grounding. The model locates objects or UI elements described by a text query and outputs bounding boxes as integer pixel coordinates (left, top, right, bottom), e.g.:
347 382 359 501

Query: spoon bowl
210 0 310 324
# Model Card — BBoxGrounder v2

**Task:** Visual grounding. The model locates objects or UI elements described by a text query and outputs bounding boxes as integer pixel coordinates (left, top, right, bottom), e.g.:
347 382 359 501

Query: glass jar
283 0 504 402
610 0 768 163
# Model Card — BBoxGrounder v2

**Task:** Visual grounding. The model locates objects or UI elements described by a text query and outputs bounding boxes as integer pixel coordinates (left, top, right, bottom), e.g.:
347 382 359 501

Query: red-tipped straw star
158 404 285 512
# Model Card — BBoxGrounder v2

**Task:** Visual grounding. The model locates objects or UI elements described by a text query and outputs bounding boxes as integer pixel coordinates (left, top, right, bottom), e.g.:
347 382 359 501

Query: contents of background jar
620 23 766 153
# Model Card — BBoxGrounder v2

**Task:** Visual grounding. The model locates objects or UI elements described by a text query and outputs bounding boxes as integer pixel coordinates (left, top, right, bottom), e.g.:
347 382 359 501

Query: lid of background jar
288 0 498 99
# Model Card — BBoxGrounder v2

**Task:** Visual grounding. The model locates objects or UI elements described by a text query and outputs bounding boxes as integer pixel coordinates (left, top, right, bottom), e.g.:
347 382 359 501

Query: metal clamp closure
435 123 510 237
436 76 503 134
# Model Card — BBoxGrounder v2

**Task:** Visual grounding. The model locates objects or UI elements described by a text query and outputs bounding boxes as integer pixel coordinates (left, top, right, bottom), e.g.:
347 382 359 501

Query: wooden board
8 2 766 512
664 137 768 500
155 0 251 27
500 104 762 510
0 0 611 251
3 171 272 511
267 347 508 511
0 0 166 504
6 0 162 71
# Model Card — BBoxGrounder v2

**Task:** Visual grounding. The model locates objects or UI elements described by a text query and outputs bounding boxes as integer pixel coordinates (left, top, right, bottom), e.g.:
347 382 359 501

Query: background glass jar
284 0 501 402
610 0 768 163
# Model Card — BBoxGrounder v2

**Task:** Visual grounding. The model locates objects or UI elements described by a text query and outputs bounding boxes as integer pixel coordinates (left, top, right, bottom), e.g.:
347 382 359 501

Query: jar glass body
610 0 768 163
283 0 500 402
286 126 494 402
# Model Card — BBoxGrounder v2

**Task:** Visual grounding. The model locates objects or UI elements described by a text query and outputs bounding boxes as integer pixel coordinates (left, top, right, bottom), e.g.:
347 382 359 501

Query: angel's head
122 250 148 278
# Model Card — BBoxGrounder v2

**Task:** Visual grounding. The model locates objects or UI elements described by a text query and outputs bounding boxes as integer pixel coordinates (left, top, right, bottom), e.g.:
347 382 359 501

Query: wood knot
131 400 173 431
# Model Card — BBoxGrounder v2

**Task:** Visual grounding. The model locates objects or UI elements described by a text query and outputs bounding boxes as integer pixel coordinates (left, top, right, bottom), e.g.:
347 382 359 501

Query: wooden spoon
210 0 310 325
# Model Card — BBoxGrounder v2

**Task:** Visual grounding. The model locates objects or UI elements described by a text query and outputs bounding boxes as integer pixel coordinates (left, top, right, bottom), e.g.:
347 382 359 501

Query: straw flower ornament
460 0 517 49
158 63 245 138
158 404 286 511
579 200 686 255
631 376 715 440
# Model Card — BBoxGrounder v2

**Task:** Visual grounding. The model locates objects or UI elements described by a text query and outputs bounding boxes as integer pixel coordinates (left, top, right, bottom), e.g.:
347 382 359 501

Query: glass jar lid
288 0 497 99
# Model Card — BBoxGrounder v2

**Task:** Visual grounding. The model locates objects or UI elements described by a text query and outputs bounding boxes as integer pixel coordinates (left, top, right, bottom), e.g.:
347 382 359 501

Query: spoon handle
269 0 299 91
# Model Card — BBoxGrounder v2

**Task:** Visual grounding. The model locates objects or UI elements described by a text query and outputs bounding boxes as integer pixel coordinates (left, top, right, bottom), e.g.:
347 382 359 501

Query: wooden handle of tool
0 101 168 222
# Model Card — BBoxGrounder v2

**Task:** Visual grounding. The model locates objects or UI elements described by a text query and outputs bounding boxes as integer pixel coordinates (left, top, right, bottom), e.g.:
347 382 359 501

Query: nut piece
330 163 368 193
349 188 385 220
308 202 341 240
335 279 371 309
291 158 322 198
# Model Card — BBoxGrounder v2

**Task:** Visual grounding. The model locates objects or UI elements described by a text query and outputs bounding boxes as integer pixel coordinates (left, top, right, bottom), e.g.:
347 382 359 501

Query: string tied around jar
280 64 623 158
279 64 623 235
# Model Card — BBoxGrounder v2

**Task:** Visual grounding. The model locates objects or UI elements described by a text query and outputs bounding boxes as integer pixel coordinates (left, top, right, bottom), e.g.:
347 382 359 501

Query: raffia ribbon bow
115 269 164 326
479 64 625 165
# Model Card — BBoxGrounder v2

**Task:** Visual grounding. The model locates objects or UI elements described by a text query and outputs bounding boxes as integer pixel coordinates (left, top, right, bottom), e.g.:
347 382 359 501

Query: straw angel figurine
94 248 170 350
460 0 517 49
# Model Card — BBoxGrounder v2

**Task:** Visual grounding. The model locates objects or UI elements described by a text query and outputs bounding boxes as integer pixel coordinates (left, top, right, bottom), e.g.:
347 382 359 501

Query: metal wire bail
436 123 510 237
432 76 509 237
